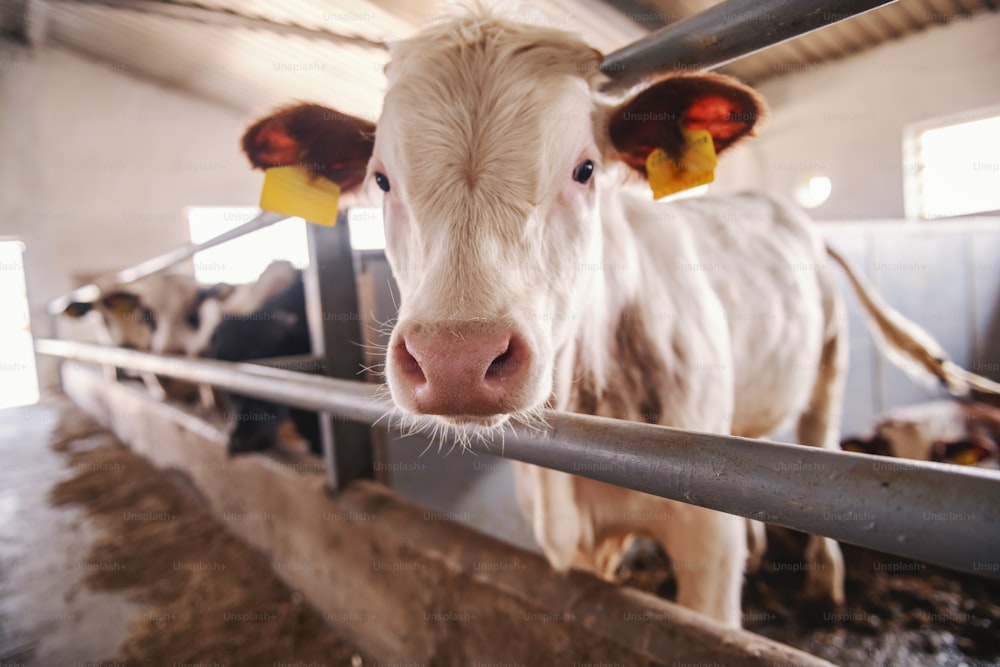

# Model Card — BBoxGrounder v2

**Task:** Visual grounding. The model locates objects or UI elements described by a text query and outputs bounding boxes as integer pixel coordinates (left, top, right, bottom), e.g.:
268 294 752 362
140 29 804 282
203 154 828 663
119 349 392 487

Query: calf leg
516 464 586 573
197 384 217 411
745 518 767 574
654 504 746 628
796 309 848 605
139 371 167 401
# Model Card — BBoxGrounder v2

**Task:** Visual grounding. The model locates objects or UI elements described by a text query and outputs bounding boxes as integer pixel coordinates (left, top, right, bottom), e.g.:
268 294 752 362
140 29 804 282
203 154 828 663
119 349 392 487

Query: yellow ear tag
646 129 718 200
259 166 341 226
951 448 979 466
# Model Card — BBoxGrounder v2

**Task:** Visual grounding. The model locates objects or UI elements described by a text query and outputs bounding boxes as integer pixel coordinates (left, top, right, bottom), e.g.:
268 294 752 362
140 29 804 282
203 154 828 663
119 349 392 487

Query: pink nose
391 324 530 416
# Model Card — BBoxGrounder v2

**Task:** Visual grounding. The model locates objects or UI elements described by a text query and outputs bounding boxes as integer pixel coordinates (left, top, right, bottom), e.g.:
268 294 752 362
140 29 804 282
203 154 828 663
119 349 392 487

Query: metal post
304 212 373 491
600 0 896 91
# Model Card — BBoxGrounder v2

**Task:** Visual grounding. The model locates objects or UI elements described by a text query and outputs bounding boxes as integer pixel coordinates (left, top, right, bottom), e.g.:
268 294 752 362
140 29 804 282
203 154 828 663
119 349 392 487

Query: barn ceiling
2 0 996 121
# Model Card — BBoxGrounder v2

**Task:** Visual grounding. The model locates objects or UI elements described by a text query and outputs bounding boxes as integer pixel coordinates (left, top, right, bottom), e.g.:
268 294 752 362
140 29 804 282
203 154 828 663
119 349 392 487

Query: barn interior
1 0 999 666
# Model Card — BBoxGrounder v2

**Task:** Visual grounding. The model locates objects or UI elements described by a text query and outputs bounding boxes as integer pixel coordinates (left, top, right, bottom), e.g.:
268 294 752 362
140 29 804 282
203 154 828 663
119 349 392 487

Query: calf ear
63 301 94 318
242 104 375 193
606 72 765 177
100 291 142 316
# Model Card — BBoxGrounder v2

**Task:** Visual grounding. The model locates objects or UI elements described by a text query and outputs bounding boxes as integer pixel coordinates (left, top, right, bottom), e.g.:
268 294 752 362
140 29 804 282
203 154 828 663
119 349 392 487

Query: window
186 207 386 285
904 108 1000 219
0 240 40 409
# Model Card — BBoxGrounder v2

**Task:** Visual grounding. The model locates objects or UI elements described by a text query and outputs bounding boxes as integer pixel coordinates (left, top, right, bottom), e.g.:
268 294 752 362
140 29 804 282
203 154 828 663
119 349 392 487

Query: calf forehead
381 16 603 204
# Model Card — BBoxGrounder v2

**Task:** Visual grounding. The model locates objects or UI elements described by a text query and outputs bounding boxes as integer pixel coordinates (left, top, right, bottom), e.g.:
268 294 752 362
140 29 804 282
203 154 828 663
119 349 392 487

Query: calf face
243 13 763 429
186 260 298 358
63 274 230 355
63 291 155 350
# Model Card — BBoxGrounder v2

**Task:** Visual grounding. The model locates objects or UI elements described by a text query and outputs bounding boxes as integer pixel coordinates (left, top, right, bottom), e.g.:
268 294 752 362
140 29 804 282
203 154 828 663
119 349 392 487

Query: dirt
47 401 366 667
744 529 1000 666
622 527 1000 666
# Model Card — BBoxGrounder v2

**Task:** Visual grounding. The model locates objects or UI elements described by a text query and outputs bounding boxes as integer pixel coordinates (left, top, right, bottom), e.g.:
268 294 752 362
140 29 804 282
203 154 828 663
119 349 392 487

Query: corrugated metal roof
715 0 998 81
5 0 997 118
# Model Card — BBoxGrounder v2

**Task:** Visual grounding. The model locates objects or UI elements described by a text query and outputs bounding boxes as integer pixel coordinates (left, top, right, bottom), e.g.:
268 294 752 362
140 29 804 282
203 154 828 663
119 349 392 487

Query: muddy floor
622 522 1000 666
44 397 366 667
744 530 1000 666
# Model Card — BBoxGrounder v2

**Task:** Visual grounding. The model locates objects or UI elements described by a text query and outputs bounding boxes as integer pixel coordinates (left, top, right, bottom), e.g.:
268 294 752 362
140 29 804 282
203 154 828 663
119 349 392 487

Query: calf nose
392 325 531 416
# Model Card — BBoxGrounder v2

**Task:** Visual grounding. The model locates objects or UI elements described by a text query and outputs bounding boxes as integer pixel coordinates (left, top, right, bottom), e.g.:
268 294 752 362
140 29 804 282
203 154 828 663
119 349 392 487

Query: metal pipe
37 339 380 421
243 354 324 373
601 0 896 91
47 210 287 314
37 338 1000 580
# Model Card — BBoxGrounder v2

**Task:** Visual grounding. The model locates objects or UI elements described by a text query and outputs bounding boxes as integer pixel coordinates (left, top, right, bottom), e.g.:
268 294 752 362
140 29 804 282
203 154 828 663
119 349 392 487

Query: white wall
0 43 261 387
713 12 1000 220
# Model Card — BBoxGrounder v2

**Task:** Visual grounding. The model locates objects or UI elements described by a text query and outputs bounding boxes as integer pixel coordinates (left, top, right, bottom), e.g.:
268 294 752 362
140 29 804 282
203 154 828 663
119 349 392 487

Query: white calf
240 10 981 626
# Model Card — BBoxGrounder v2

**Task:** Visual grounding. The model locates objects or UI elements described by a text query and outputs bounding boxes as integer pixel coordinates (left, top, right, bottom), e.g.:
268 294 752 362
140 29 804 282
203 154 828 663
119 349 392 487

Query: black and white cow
238 9 996 625
202 271 320 455
62 272 230 400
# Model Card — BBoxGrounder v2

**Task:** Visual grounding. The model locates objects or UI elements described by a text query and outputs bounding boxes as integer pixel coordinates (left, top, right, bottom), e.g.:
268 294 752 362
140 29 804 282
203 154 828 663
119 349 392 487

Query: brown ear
101 291 142 316
607 73 765 177
63 301 94 318
242 104 376 193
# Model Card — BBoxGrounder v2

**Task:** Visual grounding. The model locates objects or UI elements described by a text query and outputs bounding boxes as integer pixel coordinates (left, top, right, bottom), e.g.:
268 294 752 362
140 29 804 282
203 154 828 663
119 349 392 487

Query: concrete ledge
62 363 834 667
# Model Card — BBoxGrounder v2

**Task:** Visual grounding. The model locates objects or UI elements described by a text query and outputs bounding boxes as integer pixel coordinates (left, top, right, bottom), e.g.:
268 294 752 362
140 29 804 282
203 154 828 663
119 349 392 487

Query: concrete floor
0 399 139 666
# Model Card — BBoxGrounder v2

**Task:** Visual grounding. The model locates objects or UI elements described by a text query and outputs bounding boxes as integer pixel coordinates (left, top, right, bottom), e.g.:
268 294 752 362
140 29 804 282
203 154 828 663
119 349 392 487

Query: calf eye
572 159 594 184
375 172 391 192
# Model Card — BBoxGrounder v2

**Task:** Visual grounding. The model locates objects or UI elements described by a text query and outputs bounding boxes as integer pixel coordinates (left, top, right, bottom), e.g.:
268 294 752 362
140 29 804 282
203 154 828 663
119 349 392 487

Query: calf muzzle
390 323 531 417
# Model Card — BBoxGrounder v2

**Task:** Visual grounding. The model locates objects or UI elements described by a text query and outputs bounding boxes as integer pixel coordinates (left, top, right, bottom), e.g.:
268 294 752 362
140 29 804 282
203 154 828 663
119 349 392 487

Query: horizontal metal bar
37 338 1000 580
48 211 287 315
37 339 378 418
601 0 896 91
243 354 326 374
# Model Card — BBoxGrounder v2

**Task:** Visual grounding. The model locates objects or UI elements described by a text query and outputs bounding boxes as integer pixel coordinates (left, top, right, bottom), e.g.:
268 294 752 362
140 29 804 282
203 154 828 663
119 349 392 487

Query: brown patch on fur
570 304 674 425
573 373 600 416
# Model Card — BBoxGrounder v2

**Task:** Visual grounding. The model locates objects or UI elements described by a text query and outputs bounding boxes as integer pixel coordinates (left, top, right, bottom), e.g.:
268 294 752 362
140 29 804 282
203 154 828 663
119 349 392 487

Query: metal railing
36 338 1000 580
47 210 287 315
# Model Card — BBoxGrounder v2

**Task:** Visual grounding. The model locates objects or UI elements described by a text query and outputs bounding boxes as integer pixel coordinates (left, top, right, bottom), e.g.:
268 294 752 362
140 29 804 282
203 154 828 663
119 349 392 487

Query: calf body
516 192 846 624
241 9 978 626
241 12 837 626
202 272 320 455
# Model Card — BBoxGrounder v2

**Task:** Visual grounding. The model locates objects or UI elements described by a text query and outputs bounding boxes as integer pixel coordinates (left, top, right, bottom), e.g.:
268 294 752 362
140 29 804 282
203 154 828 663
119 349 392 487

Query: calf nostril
485 337 518 382
396 340 426 383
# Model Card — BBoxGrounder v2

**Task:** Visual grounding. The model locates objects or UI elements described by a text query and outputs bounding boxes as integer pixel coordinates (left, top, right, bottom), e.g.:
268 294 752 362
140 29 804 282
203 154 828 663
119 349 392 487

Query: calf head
243 12 764 429
64 275 231 355
64 291 155 350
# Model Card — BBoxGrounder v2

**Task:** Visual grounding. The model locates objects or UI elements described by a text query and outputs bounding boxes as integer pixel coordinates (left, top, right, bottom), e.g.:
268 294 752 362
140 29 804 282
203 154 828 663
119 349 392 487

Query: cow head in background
242 11 764 431
63 274 231 356
63 290 155 350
